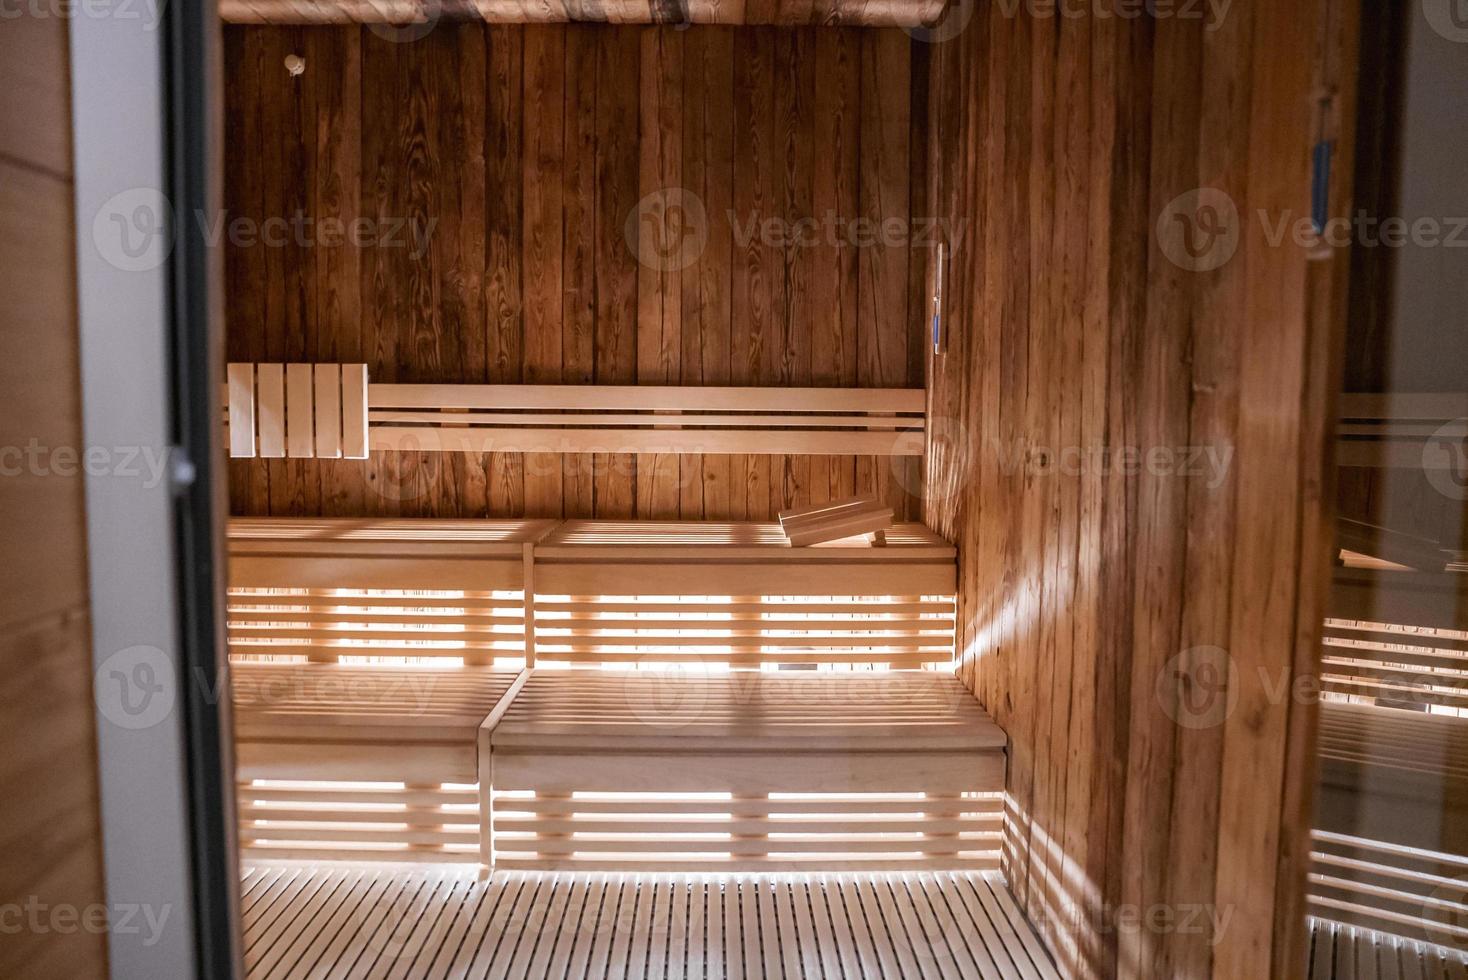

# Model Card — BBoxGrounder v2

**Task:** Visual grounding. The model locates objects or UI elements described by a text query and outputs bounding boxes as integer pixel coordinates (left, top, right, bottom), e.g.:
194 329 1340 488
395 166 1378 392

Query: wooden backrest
1337 392 1468 470
227 519 553 666
228 517 959 669
532 520 957 668
1309 830 1468 951
226 363 926 458
1323 570 1467 714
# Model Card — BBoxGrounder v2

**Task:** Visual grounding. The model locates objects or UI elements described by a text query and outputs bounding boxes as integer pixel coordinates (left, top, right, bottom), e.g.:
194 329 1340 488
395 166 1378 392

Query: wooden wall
0 11 110 978
223 24 929 521
924 0 1355 977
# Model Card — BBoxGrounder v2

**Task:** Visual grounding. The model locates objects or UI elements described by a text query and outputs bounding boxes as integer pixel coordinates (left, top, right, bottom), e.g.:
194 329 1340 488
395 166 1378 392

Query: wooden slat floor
1308 918 1468 980
240 864 1061 979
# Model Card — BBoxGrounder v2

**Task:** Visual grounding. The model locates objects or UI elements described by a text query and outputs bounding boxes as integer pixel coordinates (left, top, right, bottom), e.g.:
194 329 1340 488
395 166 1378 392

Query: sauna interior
16 0 1464 976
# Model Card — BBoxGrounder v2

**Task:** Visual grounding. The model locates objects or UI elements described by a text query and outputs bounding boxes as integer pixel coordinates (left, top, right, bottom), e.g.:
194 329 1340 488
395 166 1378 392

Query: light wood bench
1322 569 1466 713
233 663 526 863
224 516 974 868
227 518 556 665
227 518 551 863
481 668 1006 872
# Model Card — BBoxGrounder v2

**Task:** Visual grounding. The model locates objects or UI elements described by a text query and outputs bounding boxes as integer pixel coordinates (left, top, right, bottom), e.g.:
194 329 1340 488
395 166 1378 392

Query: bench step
483 669 1007 871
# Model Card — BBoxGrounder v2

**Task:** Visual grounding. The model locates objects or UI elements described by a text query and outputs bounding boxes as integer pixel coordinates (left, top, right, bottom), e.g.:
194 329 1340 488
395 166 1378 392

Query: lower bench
233 662 523 863
482 669 1007 872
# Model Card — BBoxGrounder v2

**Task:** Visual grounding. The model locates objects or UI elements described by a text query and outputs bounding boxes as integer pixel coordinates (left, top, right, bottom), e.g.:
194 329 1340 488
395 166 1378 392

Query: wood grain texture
0 15 108 977
923 1 1356 977
218 0 948 26
236 866 1062 980
225 24 927 521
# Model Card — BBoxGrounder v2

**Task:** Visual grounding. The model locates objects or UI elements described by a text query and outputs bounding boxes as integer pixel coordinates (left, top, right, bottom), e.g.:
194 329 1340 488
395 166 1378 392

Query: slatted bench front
483 669 1006 872
233 662 523 864
227 518 554 666
532 520 958 669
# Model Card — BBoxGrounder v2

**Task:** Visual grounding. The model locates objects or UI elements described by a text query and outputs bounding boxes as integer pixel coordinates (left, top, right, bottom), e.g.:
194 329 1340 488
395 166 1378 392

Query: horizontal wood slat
483 669 1005 871
226 366 928 458
238 781 481 864
227 518 550 664
1336 392 1468 470
1308 831 1468 955
227 517 957 667
1321 614 1468 713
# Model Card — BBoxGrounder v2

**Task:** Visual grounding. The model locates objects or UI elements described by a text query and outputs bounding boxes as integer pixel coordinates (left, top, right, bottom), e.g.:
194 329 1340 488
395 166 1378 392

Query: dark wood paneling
924 1 1355 977
225 24 927 521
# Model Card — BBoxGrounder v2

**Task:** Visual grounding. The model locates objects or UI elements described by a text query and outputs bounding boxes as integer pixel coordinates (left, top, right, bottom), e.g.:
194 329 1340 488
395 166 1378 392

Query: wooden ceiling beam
218 0 948 27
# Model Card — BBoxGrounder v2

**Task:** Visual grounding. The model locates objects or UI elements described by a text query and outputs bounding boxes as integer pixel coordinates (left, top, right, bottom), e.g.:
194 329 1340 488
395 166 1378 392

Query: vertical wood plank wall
0 11 110 978
222 24 928 521
923 1 1354 977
